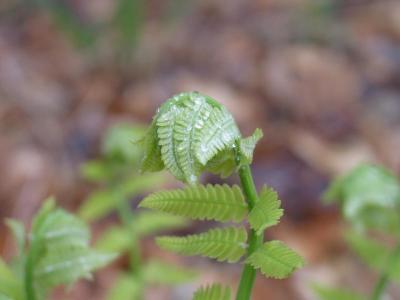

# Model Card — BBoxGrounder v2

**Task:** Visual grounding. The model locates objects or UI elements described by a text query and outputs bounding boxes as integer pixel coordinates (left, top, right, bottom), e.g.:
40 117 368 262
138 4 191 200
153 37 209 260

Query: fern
156 227 247 263
139 184 247 222
139 92 241 183
246 241 304 279
30 199 116 298
248 186 283 235
239 128 263 164
1 198 115 300
142 260 197 285
195 106 240 166
193 283 231 300
312 284 364 300
139 91 304 300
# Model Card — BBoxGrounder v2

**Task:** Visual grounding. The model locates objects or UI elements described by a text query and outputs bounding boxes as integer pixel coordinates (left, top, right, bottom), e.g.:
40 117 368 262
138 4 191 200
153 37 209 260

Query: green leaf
102 124 146 163
134 211 188 236
106 274 141 300
324 164 400 232
344 231 400 281
95 226 131 253
205 149 236 178
29 200 117 297
156 226 247 263
142 260 197 285
79 172 164 222
239 128 263 164
80 160 112 182
139 184 247 222
140 92 242 183
5 219 25 256
246 241 304 279
195 106 240 166
192 283 231 300
0 258 23 300
34 246 116 291
249 186 283 235
312 284 364 300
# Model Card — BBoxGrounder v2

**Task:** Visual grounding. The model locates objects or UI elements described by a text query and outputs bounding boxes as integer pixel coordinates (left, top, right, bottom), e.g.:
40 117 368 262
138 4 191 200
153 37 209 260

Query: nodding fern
139 92 304 300
1 198 115 300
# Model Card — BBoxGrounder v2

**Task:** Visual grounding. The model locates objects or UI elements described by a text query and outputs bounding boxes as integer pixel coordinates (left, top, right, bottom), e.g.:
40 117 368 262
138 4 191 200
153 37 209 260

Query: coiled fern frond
139 92 251 183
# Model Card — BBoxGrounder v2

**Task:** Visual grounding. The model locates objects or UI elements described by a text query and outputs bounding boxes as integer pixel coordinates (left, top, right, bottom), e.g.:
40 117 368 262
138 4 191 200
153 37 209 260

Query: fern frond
34 247 116 290
140 122 164 173
5 219 25 256
312 284 364 300
205 149 236 178
0 258 23 300
142 260 197 285
106 274 141 300
156 226 247 263
173 95 213 183
195 106 240 166
246 241 304 279
249 186 283 235
139 184 247 222
30 199 116 297
192 283 231 300
240 128 263 164
134 211 189 236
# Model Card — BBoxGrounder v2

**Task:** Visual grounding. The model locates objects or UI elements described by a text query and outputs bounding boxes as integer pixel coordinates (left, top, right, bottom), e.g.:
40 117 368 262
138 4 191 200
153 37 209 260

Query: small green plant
314 164 400 300
79 123 195 300
0 198 115 300
138 92 304 300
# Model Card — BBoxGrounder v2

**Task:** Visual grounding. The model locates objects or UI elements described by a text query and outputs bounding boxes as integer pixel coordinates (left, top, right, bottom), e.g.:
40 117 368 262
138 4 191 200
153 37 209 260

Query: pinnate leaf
312 284 364 300
156 227 247 263
249 186 283 235
246 241 304 279
142 260 197 285
139 184 247 222
239 128 263 164
192 283 231 300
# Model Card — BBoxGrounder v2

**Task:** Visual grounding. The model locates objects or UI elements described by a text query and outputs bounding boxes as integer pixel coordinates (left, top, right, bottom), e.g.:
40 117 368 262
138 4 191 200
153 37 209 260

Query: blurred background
1 0 400 299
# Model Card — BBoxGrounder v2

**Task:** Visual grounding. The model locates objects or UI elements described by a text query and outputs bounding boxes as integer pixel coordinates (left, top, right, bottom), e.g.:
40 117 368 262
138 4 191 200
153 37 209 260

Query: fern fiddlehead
139 92 304 300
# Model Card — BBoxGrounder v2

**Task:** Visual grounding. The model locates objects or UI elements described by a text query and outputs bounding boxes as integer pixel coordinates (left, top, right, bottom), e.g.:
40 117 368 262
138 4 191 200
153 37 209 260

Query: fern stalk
370 240 400 300
116 195 144 299
235 157 263 300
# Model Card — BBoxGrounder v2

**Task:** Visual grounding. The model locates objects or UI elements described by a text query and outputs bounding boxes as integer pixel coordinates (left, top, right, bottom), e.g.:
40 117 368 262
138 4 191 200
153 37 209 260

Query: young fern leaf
139 184 247 222
142 260 197 285
34 247 115 291
246 241 304 279
195 106 240 166
156 227 247 263
29 199 116 297
312 284 364 300
139 91 241 183
192 283 231 300
205 149 236 178
239 128 263 164
249 186 283 235
140 122 164 173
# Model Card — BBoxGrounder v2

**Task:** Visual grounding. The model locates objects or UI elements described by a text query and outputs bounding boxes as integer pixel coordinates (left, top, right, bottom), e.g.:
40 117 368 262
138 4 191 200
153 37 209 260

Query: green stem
25 239 40 300
116 193 143 298
370 240 400 300
235 164 263 300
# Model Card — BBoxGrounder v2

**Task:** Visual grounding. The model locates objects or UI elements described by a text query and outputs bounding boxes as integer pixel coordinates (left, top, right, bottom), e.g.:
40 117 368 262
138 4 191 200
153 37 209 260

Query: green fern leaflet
249 186 283 235
139 184 247 222
156 227 247 263
246 241 304 279
193 283 231 300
